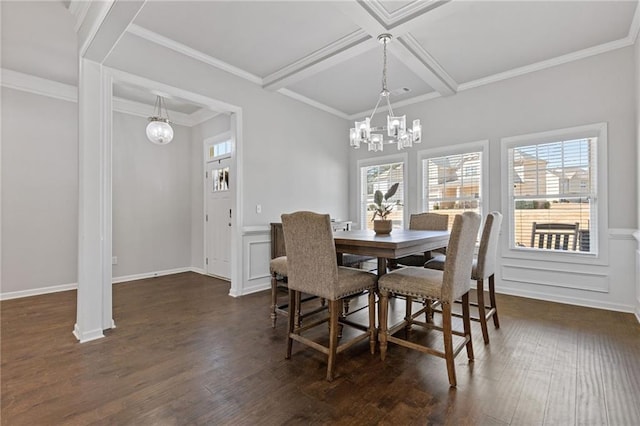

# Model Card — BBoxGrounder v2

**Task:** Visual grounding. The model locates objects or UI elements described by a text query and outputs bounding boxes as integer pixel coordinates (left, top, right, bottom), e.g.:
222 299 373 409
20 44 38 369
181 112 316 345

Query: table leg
377 257 387 277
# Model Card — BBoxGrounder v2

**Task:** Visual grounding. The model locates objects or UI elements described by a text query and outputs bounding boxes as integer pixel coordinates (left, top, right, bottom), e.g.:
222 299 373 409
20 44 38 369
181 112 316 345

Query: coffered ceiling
2 1 639 121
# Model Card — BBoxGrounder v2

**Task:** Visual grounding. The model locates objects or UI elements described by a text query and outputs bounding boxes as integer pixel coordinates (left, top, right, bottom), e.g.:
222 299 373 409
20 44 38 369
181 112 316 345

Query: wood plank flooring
2 272 639 425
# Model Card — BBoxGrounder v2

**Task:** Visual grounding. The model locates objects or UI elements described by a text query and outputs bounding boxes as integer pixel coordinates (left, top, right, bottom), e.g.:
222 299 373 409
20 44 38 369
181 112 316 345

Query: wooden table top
333 229 449 258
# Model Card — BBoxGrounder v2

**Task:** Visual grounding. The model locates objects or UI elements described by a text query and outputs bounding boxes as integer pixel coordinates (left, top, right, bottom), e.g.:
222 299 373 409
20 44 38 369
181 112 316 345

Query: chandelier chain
382 37 388 93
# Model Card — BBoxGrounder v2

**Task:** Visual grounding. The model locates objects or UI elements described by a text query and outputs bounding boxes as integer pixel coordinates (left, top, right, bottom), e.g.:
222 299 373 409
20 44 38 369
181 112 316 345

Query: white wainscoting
239 226 271 296
497 229 638 315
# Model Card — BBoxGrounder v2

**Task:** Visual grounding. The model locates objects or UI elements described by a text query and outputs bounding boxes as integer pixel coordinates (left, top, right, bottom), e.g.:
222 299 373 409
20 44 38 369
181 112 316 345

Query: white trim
1 69 77 102
112 267 193 284
242 226 271 235
416 139 489 218
263 30 372 90
364 0 449 30
247 240 271 281
277 88 350 119
496 284 635 314
501 264 609 293
500 122 608 266
1 68 217 127
0 282 78 301
190 267 206 275
127 24 262 85
459 38 633 93
608 228 637 240
73 323 104 343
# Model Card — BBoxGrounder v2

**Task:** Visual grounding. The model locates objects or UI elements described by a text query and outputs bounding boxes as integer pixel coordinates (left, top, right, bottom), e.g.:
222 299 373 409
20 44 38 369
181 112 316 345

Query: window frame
417 140 489 228
500 122 608 265
357 153 408 230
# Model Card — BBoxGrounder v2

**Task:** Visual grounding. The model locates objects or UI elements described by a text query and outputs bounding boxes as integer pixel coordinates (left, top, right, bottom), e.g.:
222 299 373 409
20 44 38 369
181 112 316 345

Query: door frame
203 131 233 279
78 67 244 339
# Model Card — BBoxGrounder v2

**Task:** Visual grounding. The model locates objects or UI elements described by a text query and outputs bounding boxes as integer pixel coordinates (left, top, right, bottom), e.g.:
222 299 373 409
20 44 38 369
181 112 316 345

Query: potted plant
369 182 401 234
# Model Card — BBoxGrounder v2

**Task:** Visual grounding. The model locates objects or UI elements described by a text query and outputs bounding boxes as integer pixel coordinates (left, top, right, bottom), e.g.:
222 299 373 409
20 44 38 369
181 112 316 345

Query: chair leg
462 292 474 361
286 290 296 359
270 274 278 328
442 302 457 387
368 290 376 354
327 299 340 381
424 298 433 323
476 279 490 344
294 291 302 327
379 291 390 361
404 296 413 335
489 275 500 328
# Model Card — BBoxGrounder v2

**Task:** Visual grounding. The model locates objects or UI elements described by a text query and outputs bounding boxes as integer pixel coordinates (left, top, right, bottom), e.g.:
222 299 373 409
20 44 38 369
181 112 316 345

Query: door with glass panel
206 156 231 279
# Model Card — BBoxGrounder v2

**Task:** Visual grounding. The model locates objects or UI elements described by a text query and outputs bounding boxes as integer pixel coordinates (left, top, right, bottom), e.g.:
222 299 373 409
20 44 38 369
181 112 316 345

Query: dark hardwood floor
2 272 639 425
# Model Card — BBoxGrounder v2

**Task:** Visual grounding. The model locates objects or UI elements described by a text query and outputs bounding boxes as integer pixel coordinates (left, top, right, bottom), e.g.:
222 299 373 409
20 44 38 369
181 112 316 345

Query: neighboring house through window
502 123 606 257
420 141 488 231
358 154 406 230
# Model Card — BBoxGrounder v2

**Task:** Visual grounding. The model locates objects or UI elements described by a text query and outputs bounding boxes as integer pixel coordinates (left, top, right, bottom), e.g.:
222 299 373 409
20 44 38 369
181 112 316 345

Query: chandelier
146 95 174 145
349 34 422 152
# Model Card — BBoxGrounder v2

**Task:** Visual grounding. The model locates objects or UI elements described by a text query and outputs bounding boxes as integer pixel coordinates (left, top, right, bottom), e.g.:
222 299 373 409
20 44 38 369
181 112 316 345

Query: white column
74 57 112 342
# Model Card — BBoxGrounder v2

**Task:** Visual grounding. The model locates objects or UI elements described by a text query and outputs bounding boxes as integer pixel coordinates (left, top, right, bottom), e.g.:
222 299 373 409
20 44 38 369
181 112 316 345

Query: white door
206 157 231 279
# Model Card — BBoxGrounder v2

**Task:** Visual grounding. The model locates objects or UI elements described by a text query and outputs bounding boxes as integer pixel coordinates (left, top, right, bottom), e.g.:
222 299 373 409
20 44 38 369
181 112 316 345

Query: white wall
105 33 351 295
105 33 351 227
1 88 78 296
189 113 231 270
350 46 637 313
112 112 192 279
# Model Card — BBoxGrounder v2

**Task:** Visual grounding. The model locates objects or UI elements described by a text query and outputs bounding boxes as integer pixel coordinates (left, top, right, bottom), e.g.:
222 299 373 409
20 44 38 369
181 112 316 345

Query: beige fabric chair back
281 211 339 300
442 212 481 302
409 212 448 231
474 212 503 280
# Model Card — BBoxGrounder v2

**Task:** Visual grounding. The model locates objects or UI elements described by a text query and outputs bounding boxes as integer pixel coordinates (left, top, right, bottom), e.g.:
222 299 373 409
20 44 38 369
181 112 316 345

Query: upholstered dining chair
378 212 481 387
270 256 289 328
393 212 449 267
281 211 378 381
425 211 503 344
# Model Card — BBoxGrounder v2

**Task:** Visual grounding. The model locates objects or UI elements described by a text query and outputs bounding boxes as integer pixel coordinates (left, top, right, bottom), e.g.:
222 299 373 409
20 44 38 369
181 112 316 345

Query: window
420 142 486 231
360 160 405 230
503 124 605 256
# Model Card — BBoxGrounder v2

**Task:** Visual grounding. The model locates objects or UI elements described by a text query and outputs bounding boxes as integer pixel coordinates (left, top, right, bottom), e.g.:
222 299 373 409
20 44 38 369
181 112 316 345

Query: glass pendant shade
412 119 422 143
349 128 359 148
146 119 174 145
146 95 174 145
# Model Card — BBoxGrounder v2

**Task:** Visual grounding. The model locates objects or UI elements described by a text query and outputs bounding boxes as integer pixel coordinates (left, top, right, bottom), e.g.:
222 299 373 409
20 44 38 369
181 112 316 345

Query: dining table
333 228 450 276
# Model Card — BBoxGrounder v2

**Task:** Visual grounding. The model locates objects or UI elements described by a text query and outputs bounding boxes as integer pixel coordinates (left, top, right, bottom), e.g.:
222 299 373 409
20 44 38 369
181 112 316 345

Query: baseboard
2 268 203 300
0 282 78 301
497 283 635 314
635 301 640 324
112 267 193 284
72 323 104 343
229 280 270 298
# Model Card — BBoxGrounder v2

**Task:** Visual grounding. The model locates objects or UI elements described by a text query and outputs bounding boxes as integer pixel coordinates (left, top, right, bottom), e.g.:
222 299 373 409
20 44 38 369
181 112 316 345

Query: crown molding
187 108 223 127
1 68 216 127
363 0 450 34
263 30 374 91
1 68 77 102
458 37 634 93
277 88 350 120
127 24 262 85
112 97 193 126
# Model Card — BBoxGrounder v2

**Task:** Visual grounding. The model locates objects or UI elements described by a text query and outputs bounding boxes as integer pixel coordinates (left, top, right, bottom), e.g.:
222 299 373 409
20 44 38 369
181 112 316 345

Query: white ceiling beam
263 30 374 91
393 34 457 96
68 0 91 33
79 0 146 63
335 0 457 97
362 0 451 35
